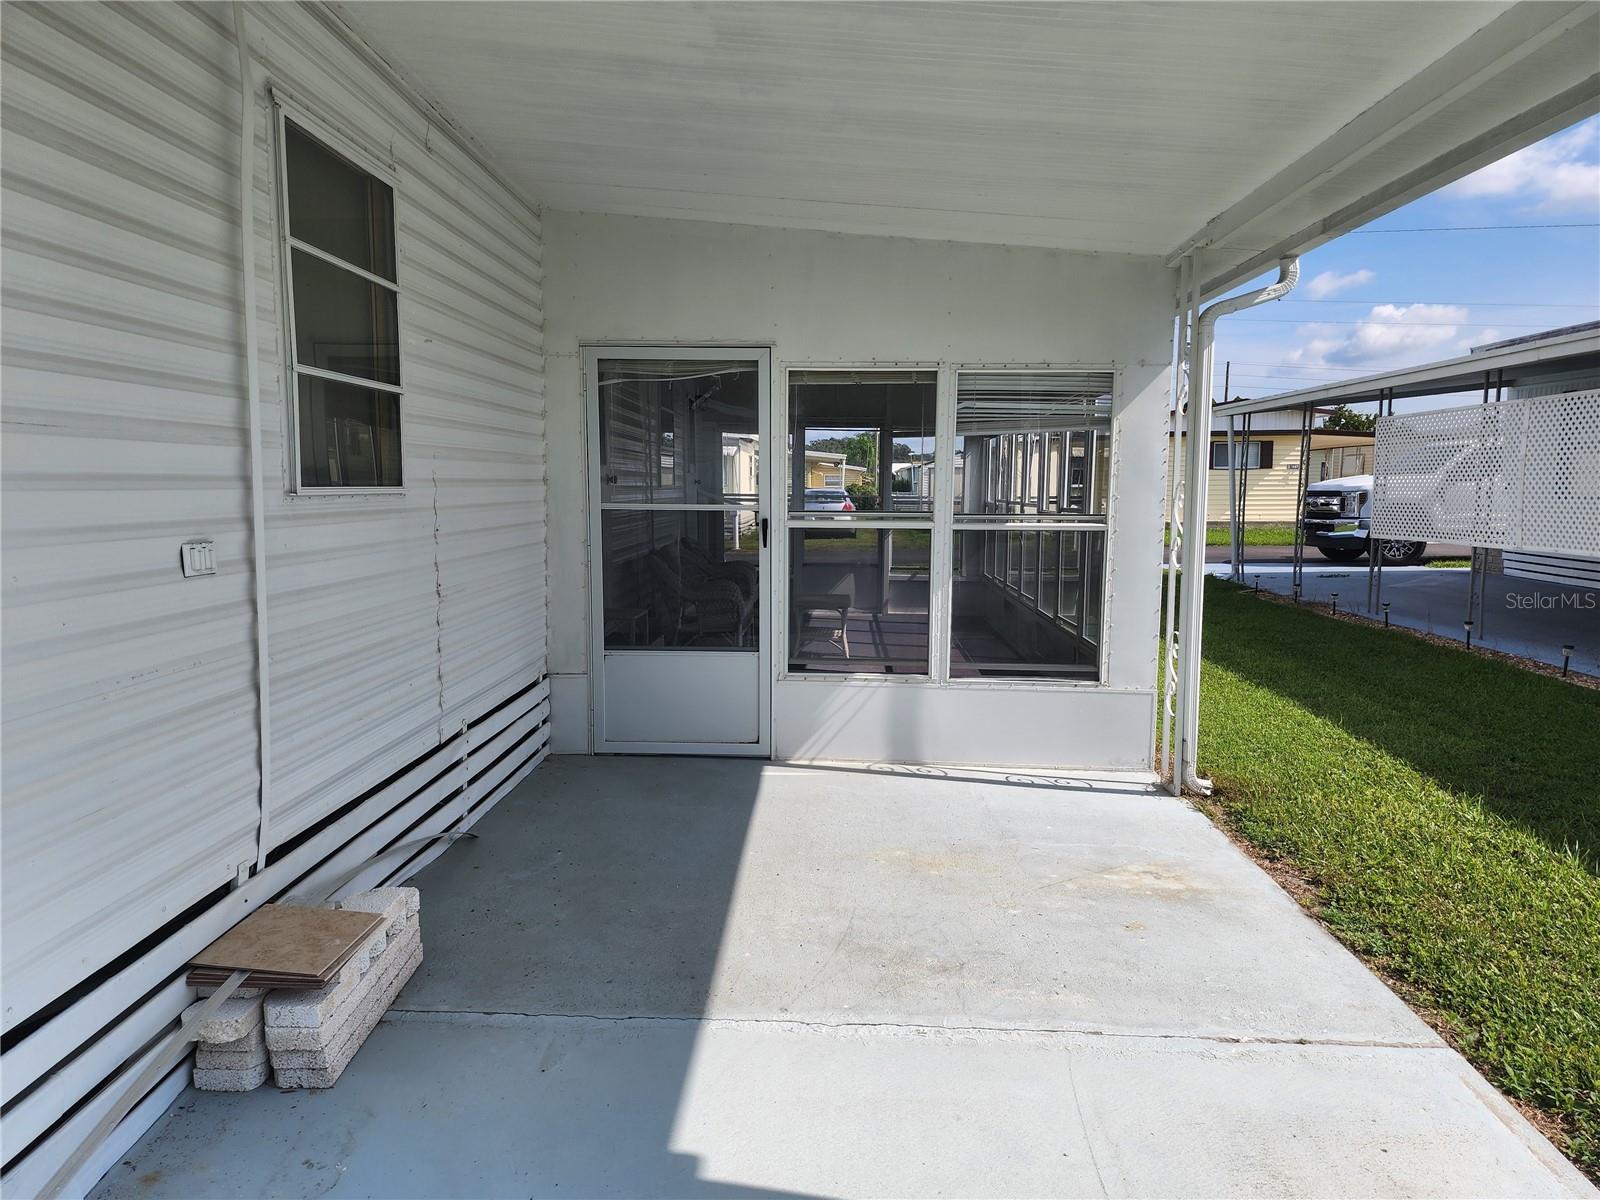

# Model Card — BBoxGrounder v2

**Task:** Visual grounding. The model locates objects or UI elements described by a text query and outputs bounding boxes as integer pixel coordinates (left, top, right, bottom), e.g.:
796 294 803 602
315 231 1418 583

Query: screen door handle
760 517 769 548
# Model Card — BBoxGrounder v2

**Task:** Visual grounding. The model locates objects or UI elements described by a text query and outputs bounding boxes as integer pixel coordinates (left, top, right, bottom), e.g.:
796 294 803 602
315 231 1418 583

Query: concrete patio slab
91 757 1593 1199
396 756 1434 1043
91 1014 1587 1200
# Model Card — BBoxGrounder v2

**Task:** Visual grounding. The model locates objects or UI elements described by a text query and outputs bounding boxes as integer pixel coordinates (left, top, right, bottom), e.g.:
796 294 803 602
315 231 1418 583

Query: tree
1321 404 1377 432
807 432 878 470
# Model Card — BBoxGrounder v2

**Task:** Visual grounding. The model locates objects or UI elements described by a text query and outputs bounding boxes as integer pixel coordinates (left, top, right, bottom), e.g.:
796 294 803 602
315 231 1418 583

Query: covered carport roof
334 1 1599 298
1215 324 1600 416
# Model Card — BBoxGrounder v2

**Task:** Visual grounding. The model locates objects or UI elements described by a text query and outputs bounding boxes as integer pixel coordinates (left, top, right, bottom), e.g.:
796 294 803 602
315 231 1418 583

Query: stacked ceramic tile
264 887 423 1089
185 989 270 1091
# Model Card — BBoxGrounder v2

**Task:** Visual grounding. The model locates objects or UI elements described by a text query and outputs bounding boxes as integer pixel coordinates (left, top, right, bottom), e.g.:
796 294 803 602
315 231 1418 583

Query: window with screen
950 371 1112 680
786 370 937 675
280 116 402 489
1209 439 1270 470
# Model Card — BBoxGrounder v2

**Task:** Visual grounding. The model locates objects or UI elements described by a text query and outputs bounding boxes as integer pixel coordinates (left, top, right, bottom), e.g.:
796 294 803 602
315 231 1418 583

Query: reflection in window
598 360 759 506
788 370 936 514
282 118 402 489
788 528 930 674
296 376 401 488
291 250 399 385
601 510 758 650
950 530 1104 678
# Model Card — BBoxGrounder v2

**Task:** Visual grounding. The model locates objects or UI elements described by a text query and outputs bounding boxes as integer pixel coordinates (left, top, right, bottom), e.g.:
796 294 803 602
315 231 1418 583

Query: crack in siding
432 462 446 742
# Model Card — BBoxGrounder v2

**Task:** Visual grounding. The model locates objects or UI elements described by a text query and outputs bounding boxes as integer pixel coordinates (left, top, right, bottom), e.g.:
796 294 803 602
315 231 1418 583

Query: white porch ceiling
335 1 1600 293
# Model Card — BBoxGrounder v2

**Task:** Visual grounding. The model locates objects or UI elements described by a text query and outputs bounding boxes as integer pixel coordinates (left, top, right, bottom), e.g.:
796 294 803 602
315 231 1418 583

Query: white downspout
1173 255 1299 795
234 3 274 869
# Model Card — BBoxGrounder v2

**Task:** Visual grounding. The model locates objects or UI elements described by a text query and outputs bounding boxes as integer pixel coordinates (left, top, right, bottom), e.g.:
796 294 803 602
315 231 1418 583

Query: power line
1230 318 1552 327
1223 361 1383 372
1349 223 1599 232
1266 299 1598 308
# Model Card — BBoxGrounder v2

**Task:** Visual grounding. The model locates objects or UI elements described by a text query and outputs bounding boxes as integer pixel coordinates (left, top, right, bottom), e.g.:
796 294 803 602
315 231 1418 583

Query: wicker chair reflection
647 549 754 646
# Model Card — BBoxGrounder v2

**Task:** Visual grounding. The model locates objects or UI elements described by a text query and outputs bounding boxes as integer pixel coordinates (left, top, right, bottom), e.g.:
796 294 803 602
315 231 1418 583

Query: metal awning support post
1171 255 1299 795
1369 389 1394 613
1234 412 1252 581
1291 402 1311 598
1225 413 1240 580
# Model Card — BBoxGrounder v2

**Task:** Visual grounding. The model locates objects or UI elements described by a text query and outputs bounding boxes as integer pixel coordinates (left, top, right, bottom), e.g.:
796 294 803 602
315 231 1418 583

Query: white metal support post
1171 256 1299 795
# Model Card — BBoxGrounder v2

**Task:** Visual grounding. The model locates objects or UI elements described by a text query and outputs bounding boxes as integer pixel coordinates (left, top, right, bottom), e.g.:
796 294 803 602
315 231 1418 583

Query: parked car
804 488 855 512
1302 473 1427 565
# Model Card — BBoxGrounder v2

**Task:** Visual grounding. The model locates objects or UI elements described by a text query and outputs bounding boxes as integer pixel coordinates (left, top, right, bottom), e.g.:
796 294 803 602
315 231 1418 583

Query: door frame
584 344 774 755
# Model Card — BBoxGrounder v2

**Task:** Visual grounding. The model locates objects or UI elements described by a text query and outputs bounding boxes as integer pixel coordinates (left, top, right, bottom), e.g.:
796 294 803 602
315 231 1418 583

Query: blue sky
1212 114 1600 403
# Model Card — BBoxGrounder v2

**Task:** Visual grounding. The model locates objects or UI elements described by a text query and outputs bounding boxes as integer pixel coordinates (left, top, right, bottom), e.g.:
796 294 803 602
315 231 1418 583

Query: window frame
1210 438 1265 471
271 93 406 496
776 362 1117 689
780 364 940 681
944 366 1115 687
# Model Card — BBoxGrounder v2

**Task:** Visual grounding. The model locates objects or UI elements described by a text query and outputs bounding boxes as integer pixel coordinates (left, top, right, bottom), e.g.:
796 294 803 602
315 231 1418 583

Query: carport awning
1216 325 1600 416
333 1 1600 296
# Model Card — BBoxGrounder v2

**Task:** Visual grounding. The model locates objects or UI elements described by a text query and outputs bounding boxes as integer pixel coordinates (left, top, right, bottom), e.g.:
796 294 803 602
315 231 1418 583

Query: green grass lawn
742 526 932 559
1165 522 1298 547
1198 577 1600 1176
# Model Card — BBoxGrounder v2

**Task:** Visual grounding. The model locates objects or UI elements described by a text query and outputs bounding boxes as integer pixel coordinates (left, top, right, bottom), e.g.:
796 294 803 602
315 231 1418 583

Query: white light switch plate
180 540 216 578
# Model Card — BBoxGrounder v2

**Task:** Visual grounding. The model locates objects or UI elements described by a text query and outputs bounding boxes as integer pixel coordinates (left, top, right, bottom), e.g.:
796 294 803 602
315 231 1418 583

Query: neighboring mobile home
1174 412 1378 524
3 2 1596 1192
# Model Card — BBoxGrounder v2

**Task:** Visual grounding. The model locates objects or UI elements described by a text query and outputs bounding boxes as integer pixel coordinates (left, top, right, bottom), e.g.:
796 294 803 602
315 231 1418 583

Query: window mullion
287 236 399 292
931 362 957 684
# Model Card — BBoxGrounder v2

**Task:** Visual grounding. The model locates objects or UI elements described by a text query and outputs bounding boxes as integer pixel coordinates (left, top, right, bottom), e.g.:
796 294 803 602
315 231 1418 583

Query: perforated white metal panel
1372 391 1600 557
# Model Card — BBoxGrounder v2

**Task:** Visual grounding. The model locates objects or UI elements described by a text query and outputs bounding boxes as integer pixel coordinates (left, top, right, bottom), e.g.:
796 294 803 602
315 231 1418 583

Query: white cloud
1287 304 1471 370
1303 268 1375 299
1446 120 1600 211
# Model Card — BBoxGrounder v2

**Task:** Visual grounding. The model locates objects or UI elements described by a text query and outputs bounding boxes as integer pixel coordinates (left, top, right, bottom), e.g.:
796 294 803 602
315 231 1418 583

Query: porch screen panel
786 370 937 675
950 370 1112 679
597 358 762 650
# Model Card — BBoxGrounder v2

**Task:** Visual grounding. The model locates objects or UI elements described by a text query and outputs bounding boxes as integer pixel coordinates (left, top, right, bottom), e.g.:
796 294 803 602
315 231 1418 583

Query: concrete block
199 1026 265 1054
181 995 263 1043
273 942 422 1088
270 939 421 1069
196 1036 268 1071
350 925 388 976
263 915 418 1029
338 887 417 930
265 927 420 1053
192 1058 270 1092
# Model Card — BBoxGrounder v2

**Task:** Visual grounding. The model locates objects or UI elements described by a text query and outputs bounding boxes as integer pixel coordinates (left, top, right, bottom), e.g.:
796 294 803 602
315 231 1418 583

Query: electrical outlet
180 540 216 578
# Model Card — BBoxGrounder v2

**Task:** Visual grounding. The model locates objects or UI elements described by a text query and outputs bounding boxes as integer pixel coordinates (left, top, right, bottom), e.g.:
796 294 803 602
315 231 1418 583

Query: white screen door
586 348 771 753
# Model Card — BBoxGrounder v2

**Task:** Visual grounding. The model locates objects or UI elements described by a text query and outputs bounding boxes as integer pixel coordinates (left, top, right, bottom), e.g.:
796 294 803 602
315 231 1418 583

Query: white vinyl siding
1 4 546 1190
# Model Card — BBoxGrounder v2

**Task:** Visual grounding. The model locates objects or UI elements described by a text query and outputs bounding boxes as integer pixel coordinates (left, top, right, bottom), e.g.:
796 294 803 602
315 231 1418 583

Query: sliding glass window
950 371 1111 680
786 370 936 675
